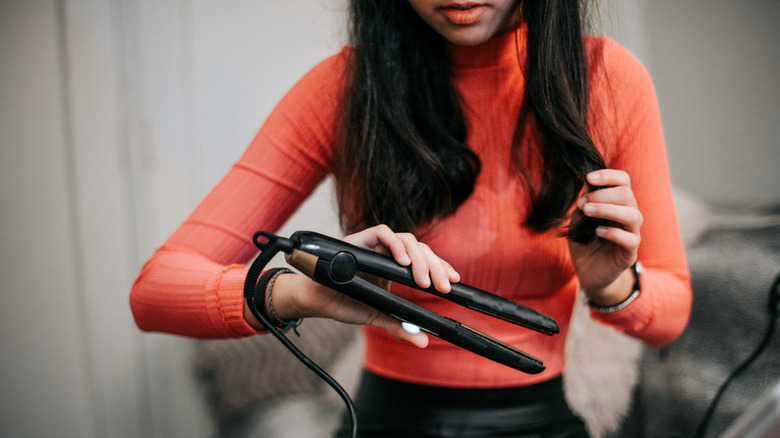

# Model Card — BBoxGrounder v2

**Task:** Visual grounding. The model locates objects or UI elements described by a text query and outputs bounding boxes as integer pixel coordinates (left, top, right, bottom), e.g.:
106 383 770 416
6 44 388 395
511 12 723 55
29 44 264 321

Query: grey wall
603 0 780 208
644 1 780 208
1 1 778 437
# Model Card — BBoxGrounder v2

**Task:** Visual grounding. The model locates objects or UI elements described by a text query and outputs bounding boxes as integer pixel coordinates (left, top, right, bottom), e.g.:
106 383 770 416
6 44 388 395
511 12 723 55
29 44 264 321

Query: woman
130 1 692 436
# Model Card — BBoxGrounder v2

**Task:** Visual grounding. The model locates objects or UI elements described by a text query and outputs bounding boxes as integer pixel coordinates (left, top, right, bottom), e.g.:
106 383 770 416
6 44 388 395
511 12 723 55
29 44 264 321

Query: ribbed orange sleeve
129 51 347 338
586 38 692 346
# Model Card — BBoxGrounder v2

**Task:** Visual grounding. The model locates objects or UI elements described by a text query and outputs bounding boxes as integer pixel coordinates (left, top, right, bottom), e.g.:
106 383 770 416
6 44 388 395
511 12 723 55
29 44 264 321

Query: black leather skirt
333 371 589 438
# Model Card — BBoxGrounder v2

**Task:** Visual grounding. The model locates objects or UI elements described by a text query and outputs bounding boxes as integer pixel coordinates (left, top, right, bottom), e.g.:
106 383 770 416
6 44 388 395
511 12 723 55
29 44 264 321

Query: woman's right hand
244 225 460 348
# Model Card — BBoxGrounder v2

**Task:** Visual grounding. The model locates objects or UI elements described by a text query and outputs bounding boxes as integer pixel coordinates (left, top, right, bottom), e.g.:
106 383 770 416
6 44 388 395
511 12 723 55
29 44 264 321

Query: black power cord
692 271 780 438
243 234 358 438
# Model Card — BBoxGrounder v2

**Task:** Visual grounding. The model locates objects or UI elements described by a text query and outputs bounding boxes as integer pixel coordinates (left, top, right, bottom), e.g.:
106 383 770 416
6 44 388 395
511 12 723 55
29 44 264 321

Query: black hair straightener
243 230 559 436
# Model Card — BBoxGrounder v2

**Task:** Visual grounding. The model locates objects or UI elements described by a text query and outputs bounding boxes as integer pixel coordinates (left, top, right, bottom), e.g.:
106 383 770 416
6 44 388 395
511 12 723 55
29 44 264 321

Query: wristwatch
587 261 642 313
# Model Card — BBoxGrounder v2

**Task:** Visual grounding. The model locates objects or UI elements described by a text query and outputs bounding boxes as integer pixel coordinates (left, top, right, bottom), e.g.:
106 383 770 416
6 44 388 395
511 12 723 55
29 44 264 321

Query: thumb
369 313 429 349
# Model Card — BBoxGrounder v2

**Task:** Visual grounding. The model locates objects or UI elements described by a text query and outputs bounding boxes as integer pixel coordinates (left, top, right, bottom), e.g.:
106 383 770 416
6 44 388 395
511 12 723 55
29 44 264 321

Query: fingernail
596 226 607 235
589 172 601 182
401 322 421 335
398 254 411 265
584 204 596 215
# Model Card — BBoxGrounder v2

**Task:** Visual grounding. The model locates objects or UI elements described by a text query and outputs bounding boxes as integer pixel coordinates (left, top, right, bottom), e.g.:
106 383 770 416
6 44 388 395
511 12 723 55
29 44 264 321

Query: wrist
244 300 264 330
262 269 303 333
585 262 642 311
244 268 302 332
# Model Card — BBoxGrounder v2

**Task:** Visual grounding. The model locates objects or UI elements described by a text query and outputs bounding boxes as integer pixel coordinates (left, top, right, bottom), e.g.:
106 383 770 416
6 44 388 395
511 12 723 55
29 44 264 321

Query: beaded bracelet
587 261 642 313
254 267 302 334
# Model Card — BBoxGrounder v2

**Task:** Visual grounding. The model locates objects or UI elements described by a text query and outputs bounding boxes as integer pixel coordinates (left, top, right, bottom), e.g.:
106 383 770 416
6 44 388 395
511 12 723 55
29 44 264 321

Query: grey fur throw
619 218 780 438
193 318 357 428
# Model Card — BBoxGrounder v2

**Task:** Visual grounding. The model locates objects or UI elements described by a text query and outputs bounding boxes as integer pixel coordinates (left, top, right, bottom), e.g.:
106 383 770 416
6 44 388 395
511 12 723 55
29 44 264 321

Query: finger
582 203 643 232
420 243 455 293
395 233 432 289
587 169 631 188
595 225 641 251
446 261 461 284
343 225 390 249
579 185 637 208
344 226 458 292
346 225 411 265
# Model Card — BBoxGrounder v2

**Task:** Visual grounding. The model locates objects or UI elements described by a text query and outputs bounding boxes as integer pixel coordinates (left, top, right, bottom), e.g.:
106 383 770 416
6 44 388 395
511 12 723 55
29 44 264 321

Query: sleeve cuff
590 274 658 336
204 264 264 337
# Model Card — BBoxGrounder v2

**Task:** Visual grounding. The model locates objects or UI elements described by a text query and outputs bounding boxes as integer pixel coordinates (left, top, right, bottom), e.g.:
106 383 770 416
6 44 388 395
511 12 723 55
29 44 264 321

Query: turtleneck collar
446 24 526 69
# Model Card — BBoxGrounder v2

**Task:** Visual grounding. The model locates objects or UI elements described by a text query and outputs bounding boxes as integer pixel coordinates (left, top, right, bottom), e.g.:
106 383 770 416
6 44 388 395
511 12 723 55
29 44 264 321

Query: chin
442 29 496 46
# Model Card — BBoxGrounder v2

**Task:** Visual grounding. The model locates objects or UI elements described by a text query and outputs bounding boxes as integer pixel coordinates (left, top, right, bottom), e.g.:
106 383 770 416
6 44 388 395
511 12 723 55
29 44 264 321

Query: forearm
591 266 691 347
130 246 259 338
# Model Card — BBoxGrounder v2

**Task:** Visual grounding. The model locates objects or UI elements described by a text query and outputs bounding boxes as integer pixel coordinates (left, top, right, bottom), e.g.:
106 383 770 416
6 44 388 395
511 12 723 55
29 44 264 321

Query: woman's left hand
569 169 643 306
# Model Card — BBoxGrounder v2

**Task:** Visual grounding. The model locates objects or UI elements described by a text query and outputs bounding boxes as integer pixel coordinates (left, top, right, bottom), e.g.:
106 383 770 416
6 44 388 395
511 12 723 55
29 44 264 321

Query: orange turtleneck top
130 29 691 388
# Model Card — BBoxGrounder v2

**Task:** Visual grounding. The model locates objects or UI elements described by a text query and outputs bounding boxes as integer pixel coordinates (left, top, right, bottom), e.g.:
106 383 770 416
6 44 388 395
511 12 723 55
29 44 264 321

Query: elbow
127 258 162 333
646 282 694 348
128 276 153 332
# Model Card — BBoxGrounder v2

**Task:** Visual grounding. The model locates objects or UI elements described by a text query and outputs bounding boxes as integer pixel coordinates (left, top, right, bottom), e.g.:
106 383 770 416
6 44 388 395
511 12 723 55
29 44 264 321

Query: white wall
1 1 344 437
1 1 778 437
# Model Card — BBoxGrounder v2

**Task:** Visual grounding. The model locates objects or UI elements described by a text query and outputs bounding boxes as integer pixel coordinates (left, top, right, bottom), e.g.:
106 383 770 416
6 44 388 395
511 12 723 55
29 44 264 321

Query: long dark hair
334 0 605 243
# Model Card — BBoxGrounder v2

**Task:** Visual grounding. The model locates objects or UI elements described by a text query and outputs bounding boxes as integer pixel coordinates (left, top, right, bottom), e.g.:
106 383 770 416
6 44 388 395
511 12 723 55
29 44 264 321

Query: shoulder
250 47 352 166
267 46 352 133
284 47 351 102
583 37 662 161
305 46 351 82
584 37 655 100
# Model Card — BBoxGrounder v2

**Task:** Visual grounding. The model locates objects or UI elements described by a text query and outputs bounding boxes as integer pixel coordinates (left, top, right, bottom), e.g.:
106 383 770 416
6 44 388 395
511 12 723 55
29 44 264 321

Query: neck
446 24 526 69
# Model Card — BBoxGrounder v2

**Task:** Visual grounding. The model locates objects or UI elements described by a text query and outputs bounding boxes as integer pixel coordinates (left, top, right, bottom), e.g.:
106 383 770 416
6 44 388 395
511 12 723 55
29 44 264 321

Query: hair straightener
243 230 559 437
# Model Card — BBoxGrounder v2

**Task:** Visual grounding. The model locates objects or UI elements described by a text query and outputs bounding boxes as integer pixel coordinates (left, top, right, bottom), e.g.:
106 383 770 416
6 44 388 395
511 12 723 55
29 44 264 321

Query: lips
440 3 487 25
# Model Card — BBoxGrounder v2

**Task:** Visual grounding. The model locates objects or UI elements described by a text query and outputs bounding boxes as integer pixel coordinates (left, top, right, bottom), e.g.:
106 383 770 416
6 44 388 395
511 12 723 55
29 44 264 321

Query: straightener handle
290 231 559 336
